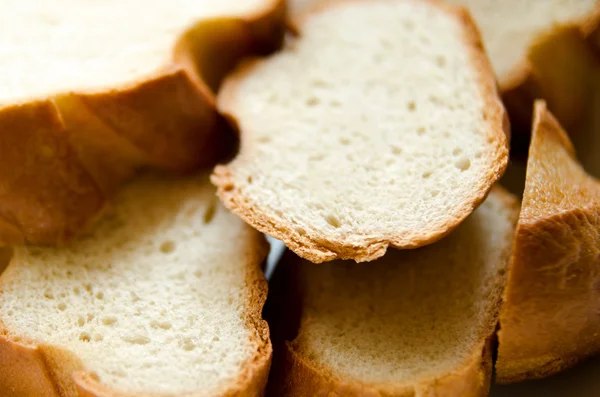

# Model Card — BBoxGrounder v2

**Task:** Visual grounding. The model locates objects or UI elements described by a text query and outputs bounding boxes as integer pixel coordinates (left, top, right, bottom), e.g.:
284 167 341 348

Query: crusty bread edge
268 188 518 396
213 0 509 263
0 228 272 397
0 0 286 246
496 101 600 383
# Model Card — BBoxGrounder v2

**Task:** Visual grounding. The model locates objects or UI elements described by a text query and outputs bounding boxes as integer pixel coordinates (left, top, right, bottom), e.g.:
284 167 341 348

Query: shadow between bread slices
266 187 519 396
496 101 600 383
0 0 285 247
213 0 509 263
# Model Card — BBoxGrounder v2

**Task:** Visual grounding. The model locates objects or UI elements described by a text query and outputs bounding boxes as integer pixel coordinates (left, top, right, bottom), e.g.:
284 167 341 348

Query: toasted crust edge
0 0 286 247
496 101 600 383
213 0 508 263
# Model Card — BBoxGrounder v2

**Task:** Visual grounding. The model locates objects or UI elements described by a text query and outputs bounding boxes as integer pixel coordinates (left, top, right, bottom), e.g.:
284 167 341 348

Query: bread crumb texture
0 174 265 396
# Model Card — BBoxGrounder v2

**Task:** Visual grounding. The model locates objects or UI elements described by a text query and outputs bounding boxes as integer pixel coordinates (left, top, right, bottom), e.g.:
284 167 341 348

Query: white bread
446 0 600 134
0 0 285 246
496 101 600 383
213 0 509 263
288 0 600 135
266 187 519 396
0 173 271 397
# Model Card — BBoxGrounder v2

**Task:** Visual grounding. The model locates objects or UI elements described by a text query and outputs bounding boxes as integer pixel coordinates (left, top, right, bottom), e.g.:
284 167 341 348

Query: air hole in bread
180 338 195 351
58 303 67 311
339 137 351 145
326 215 342 228
194 270 203 279
453 147 462 156
44 291 54 300
93 334 104 342
296 227 307 236
73 287 80 295
430 190 440 197
79 332 91 343
407 101 416 111
257 136 271 144
78 316 85 327
417 127 426 136
150 320 172 330
391 145 402 155
436 55 446 67
379 38 392 49
160 240 176 254
247 176 253 184
306 97 320 107
455 157 471 171
422 171 433 179
203 199 218 224
121 335 151 345
101 315 117 326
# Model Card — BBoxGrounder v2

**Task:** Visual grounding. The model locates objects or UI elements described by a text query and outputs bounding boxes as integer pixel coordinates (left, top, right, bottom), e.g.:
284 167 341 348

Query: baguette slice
496 101 600 383
214 0 509 263
0 173 271 397
267 188 518 396
0 0 285 246
444 0 600 136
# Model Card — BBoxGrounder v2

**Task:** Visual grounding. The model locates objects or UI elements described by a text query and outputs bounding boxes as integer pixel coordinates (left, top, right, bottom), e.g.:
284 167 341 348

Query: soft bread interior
0 174 265 395
0 0 267 103
445 0 597 83
287 188 517 386
218 0 506 256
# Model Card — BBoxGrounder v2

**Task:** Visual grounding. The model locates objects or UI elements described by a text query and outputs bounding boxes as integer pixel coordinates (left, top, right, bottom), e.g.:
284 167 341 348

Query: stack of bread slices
0 0 599 396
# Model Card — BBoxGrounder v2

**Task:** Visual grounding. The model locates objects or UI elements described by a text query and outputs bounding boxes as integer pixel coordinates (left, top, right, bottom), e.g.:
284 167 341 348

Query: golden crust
213 0 508 264
0 225 271 397
496 101 600 383
0 0 286 246
500 4 600 135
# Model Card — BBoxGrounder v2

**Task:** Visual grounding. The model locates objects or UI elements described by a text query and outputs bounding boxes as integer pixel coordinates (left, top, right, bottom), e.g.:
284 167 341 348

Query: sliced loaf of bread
266 187 518 396
497 101 600 383
0 174 271 397
214 0 509 263
0 0 285 246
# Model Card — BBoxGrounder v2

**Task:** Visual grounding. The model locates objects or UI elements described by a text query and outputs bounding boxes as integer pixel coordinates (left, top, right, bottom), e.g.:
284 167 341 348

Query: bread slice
266 187 519 396
496 101 600 383
0 173 271 397
213 0 509 263
444 0 600 134
0 0 285 246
